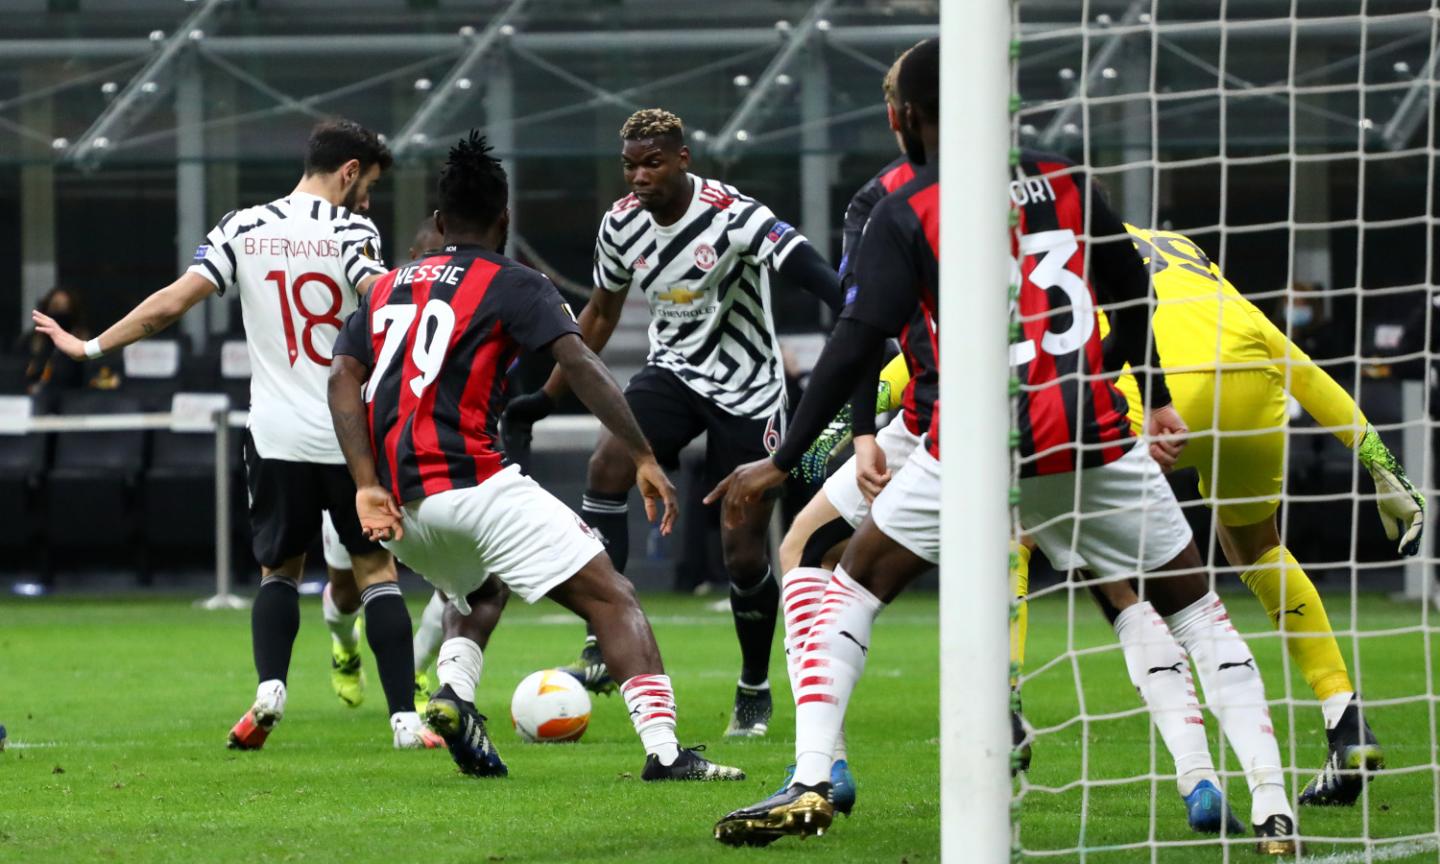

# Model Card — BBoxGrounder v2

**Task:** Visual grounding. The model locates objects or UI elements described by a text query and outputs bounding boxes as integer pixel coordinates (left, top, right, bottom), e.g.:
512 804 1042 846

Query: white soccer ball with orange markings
510 669 592 743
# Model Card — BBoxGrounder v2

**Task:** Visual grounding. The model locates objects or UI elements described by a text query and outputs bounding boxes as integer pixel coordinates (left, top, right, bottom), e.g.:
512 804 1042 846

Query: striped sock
781 567 833 702
360 582 419 717
581 490 630 573
621 674 679 765
792 566 882 787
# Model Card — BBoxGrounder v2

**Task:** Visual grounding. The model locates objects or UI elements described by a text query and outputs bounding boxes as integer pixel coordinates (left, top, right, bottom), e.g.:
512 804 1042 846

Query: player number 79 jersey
188 191 386 463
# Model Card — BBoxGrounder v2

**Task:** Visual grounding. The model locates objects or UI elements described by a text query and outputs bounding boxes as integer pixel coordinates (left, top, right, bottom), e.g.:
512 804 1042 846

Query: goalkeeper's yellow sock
1241 545 1355 721
1010 544 1031 687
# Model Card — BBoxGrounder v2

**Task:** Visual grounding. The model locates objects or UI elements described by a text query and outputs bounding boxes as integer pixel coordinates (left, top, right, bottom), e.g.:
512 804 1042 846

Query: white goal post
940 1 1013 862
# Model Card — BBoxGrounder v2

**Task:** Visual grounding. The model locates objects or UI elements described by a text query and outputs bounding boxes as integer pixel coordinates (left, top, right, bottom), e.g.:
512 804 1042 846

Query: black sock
252 576 300 684
581 489 630 573
730 568 780 686
361 583 419 716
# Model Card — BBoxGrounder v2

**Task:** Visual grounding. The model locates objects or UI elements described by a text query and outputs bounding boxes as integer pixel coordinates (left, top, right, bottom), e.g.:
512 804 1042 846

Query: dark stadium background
0 0 1431 593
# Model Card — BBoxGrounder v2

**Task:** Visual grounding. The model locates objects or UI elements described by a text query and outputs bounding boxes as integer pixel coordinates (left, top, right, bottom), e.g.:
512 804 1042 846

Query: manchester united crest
694 243 717 271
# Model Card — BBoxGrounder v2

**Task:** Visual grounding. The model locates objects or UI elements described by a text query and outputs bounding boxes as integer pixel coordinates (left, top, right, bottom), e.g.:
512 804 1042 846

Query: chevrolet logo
657 286 706 305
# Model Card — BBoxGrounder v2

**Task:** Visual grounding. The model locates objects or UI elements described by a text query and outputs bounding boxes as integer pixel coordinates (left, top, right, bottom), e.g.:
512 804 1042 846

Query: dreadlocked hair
437 130 508 232
619 108 685 147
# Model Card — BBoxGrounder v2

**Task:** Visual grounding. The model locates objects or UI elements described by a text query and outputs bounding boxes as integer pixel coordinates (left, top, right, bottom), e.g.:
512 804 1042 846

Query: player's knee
723 544 770 588
586 446 634 493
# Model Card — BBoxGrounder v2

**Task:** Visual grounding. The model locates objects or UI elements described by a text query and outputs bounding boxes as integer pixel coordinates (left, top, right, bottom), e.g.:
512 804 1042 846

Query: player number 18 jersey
188 192 386 463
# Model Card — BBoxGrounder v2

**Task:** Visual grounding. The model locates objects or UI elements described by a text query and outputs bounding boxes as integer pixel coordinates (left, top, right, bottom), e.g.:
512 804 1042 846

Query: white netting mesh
1010 1 1440 860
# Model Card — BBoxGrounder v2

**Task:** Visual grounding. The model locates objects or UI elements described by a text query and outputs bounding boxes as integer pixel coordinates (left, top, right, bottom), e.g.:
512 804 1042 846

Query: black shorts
242 430 381 569
625 365 783 489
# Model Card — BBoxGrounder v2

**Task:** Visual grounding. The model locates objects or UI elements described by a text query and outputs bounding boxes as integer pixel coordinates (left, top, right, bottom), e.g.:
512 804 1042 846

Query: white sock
621 674 680 765
793 566 882 787
322 583 361 653
413 591 446 674
1322 691 1355 730
780 567 833 702
833 727 848 763
1165 592 1293 825
1113 602 1218 796
435 637 484 705
255 678 287 717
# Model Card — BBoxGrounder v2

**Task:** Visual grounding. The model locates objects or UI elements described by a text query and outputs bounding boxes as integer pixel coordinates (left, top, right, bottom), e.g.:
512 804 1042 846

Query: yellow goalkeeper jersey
1106 224 1367 449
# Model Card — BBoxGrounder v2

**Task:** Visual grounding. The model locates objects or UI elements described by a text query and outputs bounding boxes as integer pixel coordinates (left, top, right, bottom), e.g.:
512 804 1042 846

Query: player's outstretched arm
32 271 215 361
1246 300 1425 553
548 332 677 535
328 354 404 542
775 242 844 313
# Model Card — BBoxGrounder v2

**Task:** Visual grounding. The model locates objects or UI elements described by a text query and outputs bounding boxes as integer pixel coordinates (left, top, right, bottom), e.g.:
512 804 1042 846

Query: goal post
1007 1 1440 859
939 1 1014 862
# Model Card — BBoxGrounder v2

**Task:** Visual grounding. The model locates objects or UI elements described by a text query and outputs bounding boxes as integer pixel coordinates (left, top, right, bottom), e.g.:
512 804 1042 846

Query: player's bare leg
774 493 858 811
1217 517 1379 807
557 431 636 695
425 579 512 777
546 551 745 782
228 555 305 750
323 566 366 708
716 517 927 846
350 549 441 749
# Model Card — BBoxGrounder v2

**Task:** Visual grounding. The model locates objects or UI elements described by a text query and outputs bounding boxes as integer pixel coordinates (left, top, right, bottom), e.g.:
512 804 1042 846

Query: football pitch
1 589 1437 863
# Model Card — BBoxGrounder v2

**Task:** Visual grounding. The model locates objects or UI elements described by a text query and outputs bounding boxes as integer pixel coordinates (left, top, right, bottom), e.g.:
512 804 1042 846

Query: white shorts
321 511 352 571
870 445 941 564
384 464 606 611
1020 441 1193 579
823 415 926 528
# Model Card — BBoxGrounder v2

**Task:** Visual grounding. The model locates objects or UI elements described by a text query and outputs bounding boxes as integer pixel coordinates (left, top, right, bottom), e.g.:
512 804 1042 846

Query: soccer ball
510 669 591 743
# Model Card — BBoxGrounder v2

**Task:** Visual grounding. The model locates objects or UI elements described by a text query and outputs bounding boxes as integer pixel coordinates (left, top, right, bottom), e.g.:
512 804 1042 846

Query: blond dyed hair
883 45 917 109
620 108 685 142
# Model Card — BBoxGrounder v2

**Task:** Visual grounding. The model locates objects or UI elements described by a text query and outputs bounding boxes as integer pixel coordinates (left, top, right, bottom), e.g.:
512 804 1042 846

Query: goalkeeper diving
1014 224 1425 808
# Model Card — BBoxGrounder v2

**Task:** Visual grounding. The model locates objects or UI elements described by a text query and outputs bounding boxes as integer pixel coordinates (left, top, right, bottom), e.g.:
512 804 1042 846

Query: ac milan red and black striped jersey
840 156 937 438
1010 149 1165 478
843 162 941 459
333 245 580 504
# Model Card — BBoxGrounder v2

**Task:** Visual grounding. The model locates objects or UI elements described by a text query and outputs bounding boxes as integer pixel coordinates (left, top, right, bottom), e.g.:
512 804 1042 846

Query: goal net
1009 1 1440 860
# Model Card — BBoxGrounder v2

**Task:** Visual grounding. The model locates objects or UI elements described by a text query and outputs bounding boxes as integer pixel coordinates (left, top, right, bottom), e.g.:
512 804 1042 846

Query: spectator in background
17 288 119 394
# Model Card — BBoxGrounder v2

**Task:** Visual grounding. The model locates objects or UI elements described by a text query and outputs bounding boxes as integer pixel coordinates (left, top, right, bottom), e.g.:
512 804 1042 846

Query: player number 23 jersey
188 192 387 463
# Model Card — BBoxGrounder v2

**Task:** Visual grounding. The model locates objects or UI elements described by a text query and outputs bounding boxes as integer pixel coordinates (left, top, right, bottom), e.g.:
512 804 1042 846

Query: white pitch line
1302 838 1439 864
4 741 58 749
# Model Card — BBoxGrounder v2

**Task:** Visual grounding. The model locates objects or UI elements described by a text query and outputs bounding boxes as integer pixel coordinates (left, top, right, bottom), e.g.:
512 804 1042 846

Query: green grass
1019 589 1440 862
0 590 1436 863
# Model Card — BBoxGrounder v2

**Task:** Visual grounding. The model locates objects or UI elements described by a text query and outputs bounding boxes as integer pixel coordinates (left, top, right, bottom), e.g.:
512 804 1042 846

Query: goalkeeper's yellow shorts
1115 369 1288 527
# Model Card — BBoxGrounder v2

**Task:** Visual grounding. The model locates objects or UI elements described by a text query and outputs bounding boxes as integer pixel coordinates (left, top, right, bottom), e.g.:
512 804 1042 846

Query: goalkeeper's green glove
792 379 897 485
1357 424 1426 557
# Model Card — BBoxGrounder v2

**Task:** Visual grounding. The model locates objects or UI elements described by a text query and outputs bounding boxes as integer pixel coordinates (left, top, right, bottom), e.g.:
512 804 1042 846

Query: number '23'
1009 229 1094 366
